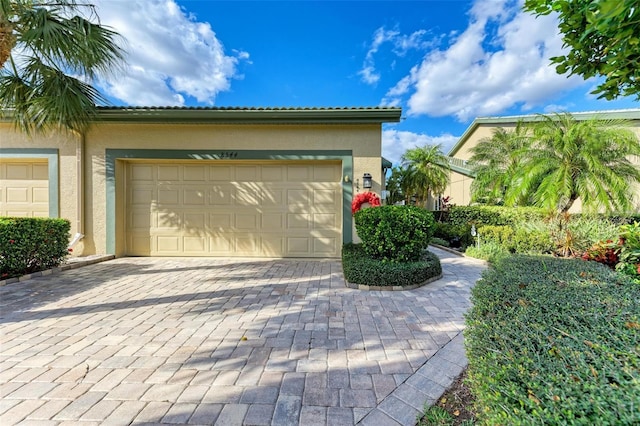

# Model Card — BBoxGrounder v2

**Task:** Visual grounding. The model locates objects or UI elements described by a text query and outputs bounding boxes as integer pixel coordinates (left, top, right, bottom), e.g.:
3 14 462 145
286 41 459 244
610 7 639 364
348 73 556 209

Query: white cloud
92 0 248 106
359 65 381 85
382 129 459 165
392 30 431 56
544 103 574 113
359 26 434 86
385 0 586 121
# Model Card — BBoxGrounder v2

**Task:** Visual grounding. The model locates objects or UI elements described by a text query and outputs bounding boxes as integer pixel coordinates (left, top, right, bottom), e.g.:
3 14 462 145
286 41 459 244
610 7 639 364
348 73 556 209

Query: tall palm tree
507 113 640 214
401 144 450 207
468 121 531 205
0 0 124 134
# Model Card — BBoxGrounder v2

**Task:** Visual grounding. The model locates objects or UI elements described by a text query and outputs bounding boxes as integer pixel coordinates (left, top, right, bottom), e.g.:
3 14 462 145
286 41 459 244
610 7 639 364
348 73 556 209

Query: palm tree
468 121 531 205
0 0 124 134
385 166 405 205
401 144 450 207
507 113 640 214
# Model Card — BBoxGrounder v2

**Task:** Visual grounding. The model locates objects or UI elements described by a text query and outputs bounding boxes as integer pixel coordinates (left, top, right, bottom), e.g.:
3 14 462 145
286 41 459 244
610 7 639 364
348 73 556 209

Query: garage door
125 161 343 257
0 160 49 217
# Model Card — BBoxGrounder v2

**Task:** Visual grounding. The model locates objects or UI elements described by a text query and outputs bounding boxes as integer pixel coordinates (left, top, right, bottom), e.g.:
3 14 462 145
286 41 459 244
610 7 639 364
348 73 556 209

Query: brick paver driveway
0 248 485 425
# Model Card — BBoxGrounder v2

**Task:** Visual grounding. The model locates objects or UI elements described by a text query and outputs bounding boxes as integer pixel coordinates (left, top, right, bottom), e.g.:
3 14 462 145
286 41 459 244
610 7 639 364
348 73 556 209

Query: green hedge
448 205 547 227
342 243 441 286
433 222 473 249
0 217 70 279
478 225 553 254
355 205 435 262
466 255 640 425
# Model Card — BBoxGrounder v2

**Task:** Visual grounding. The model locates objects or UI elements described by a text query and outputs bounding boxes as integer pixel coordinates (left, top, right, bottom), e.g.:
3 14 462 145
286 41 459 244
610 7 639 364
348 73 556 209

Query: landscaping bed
346 203 442 288
464 255 640 424
342 243 442 288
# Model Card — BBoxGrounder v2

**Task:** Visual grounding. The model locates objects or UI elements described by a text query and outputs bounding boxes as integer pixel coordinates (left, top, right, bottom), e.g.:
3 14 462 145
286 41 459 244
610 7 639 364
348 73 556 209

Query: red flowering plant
351 192 381 215
581 239 621 269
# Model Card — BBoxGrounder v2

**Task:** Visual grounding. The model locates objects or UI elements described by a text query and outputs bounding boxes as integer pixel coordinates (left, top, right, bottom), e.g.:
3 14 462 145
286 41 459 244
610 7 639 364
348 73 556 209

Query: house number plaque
217 151 238 159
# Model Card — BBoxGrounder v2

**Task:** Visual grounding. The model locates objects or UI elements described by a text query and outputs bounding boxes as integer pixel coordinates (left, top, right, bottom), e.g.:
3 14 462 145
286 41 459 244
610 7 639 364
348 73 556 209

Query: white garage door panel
125 161 342 257
0 160 49 217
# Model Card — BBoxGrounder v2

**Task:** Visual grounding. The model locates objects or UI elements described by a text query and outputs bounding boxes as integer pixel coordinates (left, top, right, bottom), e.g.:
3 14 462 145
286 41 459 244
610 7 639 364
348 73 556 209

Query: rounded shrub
0 217 70 279
354 205 435 262
342 243 441 286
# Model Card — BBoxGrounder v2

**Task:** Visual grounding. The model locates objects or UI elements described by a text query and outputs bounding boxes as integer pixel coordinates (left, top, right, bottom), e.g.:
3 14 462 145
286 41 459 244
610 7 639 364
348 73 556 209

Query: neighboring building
0 106 401 258
442 109 640 209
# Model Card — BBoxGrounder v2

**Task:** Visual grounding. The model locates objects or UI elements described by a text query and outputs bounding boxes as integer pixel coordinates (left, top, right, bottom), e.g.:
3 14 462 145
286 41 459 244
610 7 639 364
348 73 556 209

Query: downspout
68 131 85 250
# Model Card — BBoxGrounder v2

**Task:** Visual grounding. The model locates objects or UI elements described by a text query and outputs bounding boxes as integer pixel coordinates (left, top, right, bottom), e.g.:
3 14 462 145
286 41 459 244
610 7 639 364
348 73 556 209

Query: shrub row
355 205 434 262
478 225 553 254
342 243 441 286
447 205 547 227
0 217 70 279
465 255 640 425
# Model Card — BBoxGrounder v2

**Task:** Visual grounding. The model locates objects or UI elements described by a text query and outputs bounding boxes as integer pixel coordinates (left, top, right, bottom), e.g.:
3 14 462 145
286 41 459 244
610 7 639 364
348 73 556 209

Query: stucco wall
0 123 82 236
1 121 383 255
444 170 473 207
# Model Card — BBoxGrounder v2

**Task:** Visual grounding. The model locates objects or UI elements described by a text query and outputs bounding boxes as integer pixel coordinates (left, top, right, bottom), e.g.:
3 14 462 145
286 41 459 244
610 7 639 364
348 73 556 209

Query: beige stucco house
0 106 401 258
442 109 640 209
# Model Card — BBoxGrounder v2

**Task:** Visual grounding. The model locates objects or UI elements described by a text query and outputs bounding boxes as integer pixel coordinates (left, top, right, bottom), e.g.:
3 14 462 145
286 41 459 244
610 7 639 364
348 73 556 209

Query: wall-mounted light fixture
362 173 372 189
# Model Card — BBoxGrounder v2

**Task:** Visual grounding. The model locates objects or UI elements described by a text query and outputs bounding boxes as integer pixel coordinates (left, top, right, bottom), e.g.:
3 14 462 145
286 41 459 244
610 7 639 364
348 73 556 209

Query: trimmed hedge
466 255 640 425
0 217 70 279
448 205 547 227
355 205 435 262
342 243 441 286
478 225 553 254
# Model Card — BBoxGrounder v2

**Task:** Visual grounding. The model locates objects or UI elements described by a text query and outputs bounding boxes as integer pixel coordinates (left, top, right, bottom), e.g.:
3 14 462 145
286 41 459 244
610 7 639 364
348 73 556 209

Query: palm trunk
560 195 578 214
0 17 15 68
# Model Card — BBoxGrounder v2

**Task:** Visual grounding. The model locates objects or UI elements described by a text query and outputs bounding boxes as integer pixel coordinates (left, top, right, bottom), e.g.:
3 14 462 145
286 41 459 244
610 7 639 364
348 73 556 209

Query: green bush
342 243 441 286
477 225 514 249
0 217 70 279
466 255 640 425
513 228 554 254
478 225 554 254
521 215 619 257
616 221 640 283
355 205 435 262
464 241 509 264
433 222 473 249
430 237 450 247
448 205 547 227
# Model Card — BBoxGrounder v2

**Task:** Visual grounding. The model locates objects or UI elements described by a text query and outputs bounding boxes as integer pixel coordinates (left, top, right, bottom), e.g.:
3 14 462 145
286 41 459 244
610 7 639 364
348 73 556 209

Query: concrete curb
344 273 443 291
358 332 468 425
0 254 115 287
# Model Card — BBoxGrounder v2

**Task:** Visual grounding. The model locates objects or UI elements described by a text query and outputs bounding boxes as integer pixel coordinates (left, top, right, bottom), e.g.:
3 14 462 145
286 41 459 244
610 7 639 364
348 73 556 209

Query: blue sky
92 0 639 164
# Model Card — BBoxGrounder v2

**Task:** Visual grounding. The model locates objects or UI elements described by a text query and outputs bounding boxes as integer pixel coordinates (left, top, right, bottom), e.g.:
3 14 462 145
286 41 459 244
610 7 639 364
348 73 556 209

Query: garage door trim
106 149 353 255
0 148 59 217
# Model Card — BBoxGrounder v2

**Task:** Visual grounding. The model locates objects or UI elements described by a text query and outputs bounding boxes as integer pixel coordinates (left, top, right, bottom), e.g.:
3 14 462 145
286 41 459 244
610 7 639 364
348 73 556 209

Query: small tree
469 122 531 205
506 113 640 214
385 166 405 205
524 0 640 100
355 205 435 262
401 144 450 207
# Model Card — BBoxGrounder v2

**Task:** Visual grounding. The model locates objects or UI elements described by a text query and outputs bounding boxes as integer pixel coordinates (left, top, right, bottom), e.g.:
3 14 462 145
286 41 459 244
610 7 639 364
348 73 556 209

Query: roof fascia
448 109 640 157
449 163 476 178
94 107 402 124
